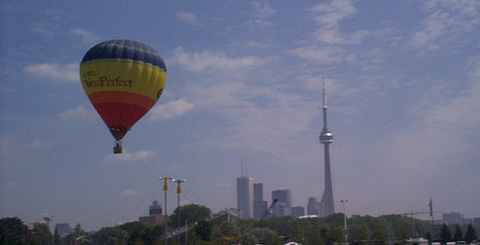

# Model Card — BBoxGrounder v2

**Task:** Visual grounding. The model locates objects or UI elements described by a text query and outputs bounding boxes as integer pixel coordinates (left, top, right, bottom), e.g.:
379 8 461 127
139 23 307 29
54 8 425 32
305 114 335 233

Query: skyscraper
318 81 335 217
237 176 253 219
253 183 268 219
272 189 292 217
307 197 318 215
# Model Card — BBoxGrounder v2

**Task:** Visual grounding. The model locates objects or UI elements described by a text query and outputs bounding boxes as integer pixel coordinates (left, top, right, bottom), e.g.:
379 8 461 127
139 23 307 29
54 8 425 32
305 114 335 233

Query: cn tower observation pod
320 131 333 144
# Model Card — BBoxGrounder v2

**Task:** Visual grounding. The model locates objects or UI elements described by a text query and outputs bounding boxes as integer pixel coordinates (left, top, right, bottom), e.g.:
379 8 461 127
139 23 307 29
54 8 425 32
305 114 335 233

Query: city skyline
2 1 480 231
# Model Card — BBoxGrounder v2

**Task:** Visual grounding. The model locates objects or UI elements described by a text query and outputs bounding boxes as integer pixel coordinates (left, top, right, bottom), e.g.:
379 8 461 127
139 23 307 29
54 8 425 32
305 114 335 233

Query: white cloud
175 11 203 27
28 10 66 38
304 0 370 46
70 29 99 45
290 46 344 64
311 0 356 26
250 2 276 27
148 98 195 121
188 80 319 164
410 0 480 51
171 47 265 72
121 189 138 196
103 149 157 164
252 2 276 19
24 62 78 83
59 105 97 122
310 0 358 43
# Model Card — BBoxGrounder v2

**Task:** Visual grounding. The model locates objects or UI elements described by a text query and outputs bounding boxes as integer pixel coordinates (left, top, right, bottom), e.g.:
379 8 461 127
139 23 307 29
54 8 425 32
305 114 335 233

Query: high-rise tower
237 176 253 219
319 81 335 217
253 183 268 219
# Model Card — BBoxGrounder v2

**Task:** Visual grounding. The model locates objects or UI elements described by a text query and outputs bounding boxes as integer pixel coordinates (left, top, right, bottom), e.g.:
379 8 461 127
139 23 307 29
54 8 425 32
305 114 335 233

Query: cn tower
319 81 335 217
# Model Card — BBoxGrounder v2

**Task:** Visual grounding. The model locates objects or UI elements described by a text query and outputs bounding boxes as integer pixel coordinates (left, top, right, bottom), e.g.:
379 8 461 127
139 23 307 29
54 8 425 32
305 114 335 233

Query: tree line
1 204 478 244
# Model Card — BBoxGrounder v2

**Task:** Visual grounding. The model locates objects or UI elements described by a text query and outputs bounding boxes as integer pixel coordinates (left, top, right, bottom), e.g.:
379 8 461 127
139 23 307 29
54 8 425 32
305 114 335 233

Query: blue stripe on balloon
81 40 166 71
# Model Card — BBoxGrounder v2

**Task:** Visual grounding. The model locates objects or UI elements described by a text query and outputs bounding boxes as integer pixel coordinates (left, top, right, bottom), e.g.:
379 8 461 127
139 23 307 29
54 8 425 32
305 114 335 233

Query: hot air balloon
80 40 166 154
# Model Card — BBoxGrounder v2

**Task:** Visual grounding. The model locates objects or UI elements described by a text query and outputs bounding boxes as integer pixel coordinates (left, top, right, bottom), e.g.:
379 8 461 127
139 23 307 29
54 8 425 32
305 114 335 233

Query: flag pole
429 197 434 225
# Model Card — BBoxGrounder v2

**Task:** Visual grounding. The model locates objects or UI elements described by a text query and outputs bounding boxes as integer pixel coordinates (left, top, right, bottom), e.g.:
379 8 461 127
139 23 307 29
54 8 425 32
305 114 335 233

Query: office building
307 197 318 216
55 223 72 237
237 176 254 219
253 183 268 219
443 212 463 225
291 206 305 217
139 200 165 223
272 189 292 217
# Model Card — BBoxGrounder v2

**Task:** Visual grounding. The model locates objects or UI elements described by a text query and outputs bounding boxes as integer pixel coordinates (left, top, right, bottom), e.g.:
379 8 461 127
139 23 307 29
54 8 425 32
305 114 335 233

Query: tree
32 222 53 244
195 220 213 241
453 224 463 242
425 231 432 245
309 230 326 245
170 204 211 228
93 226 127 244
331 226 346 244
440 223 452 244
371 226 388 245
250 227 282 245
119 221 149 234
464 223 477 243
0 217 32 244
54 227 61 245
396 225 411 241
356 224 372 244
64 223 89 244
215 221 240 242
238 230 258 244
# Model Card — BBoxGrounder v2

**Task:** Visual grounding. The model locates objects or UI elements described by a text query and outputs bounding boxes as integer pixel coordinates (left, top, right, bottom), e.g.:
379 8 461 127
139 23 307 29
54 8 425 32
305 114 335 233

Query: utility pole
341 200 348 244
159 176 172 245
172 178 186 245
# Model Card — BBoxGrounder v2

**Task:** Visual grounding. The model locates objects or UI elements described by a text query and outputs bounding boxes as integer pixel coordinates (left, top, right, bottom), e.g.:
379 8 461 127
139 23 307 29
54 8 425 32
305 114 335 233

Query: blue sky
1 1 479 231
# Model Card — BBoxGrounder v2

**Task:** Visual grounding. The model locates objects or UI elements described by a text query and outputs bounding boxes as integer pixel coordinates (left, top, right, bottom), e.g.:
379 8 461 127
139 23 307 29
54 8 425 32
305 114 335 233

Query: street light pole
159 176 172 245
172 179 186 245
341 200 348 244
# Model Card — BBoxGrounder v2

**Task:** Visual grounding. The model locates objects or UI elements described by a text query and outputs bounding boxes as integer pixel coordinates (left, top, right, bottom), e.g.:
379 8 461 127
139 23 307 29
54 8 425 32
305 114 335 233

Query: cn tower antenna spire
323 76 327 108
320 77 332 143
322 77 328 132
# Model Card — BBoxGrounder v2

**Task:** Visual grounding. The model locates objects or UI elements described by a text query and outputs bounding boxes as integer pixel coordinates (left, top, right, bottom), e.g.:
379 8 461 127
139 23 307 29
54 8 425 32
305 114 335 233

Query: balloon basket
113 142 123 154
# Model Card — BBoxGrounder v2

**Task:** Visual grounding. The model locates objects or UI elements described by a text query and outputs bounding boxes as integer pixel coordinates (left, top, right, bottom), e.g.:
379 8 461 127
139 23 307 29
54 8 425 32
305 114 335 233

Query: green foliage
331 226 346 244
169 204 212 228
64 223 89 244
32 223 53 244
357 224 372 243
425 231 432 244
80 208 461 244
440 223 452 244
93 226 127 244
371 225 388 245
216 221 240 240
195 220 213 241
465 223 478 243
0 217 32 244
249 227 282 245
454 223 463 242
119 221 150 234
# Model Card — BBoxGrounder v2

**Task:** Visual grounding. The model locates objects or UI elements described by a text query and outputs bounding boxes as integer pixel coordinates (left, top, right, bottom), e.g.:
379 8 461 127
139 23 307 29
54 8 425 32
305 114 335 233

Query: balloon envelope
80 40 166 141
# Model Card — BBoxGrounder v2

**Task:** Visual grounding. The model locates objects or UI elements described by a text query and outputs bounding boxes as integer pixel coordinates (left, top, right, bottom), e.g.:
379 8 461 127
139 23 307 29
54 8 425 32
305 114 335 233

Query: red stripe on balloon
88 91 155 111
92 102 150 140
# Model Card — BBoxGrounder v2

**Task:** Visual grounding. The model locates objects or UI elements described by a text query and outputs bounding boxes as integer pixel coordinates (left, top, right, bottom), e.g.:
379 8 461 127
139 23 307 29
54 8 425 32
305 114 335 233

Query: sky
1 0 479 231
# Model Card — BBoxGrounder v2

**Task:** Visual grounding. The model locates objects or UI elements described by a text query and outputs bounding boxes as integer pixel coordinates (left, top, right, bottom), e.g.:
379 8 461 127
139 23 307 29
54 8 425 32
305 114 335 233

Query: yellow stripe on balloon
80 59 166 101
